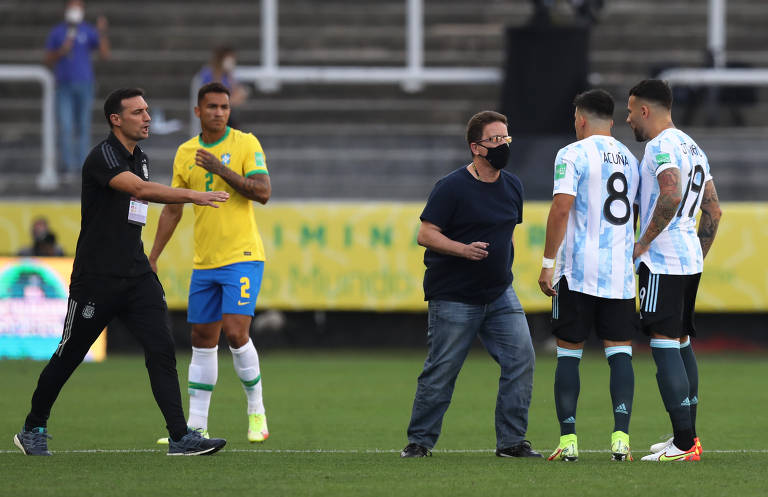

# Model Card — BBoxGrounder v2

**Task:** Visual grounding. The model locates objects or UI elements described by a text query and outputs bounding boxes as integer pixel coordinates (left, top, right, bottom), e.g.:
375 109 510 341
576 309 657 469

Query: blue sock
651 339 694 450
605 346 633 434
554 347 582 436
680 338 698 438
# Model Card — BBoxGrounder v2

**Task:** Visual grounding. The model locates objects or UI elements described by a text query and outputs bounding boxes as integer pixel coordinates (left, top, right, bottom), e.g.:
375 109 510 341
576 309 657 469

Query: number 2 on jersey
603 171 630 225
204 172 214 192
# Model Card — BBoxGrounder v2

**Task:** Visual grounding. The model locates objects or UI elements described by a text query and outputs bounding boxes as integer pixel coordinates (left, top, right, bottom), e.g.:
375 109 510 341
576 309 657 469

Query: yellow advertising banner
0 201 765 312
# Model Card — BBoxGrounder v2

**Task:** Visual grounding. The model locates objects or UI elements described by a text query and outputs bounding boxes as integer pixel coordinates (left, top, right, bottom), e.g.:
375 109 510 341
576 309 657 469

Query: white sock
230 339 265 415
187 345 218 430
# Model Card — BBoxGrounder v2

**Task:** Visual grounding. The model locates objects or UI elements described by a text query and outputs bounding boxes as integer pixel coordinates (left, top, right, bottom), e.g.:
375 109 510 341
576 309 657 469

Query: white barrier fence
0 64 57 190
189 0 502 135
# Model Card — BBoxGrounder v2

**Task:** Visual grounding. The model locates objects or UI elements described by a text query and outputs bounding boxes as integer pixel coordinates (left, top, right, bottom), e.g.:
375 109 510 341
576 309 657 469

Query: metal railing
0 64 57 190
658 68 768 86
190 0 501 135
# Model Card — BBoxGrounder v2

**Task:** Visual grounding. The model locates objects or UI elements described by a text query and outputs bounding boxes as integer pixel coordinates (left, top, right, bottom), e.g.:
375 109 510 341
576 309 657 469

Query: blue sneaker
14 427 52 456
167 428 226 456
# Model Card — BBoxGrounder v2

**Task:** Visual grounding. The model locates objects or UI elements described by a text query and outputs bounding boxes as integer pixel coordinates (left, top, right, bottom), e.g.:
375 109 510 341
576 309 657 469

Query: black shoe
400 442 432 458
168 428 226 456
496 440 543 458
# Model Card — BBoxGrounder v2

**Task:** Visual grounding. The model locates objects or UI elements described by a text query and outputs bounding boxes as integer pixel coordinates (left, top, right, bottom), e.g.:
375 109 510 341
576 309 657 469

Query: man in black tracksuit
14 88 230 456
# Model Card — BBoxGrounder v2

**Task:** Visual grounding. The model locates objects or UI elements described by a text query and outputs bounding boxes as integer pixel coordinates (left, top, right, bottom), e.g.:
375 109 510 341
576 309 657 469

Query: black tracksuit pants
24 272 188 440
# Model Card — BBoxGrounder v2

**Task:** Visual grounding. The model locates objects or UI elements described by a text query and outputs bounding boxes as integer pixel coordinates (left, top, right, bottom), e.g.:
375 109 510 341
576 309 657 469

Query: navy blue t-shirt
421 166 524 304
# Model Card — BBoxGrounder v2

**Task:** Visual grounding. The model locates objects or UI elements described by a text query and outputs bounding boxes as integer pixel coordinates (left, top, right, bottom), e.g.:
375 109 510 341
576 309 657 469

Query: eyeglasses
474 135 512 146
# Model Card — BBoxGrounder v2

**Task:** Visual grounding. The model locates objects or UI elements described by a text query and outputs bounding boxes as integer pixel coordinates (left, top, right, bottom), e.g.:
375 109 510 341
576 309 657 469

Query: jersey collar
107 132 142 160
198 126 230 148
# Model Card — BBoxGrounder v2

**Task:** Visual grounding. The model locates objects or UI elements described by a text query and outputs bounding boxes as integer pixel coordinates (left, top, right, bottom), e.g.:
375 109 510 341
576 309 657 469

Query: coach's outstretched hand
192 191 229 207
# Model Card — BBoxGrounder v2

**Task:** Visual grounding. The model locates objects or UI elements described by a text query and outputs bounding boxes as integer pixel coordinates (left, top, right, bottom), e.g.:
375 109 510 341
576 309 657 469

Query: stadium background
1 0 766 351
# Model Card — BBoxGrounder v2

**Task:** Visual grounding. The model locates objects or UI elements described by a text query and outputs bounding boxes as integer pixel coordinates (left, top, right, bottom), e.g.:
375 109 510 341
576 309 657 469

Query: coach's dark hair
573 89 614 120
629 79 673 110
466 110 508 147
104 88 145 128
197 82 231 105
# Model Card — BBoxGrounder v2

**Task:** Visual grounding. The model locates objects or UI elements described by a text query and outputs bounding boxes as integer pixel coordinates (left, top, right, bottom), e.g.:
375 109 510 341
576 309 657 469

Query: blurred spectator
198 46 249 128
45 0 110 179
18 218 65 257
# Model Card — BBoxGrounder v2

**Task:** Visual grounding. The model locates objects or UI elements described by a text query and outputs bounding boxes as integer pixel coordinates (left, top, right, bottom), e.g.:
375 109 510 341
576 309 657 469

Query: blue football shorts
187 261 264 324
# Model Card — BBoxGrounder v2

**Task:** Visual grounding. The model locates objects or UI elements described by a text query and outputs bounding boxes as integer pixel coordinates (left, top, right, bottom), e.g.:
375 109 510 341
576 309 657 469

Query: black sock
606 349 634 433
680 339 698 438
651 340 694 450
24 417 47 432
554 350 581 436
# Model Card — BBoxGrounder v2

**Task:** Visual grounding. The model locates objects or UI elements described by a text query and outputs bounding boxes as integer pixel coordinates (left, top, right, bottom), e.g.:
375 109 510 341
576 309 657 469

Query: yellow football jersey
171 126 269 269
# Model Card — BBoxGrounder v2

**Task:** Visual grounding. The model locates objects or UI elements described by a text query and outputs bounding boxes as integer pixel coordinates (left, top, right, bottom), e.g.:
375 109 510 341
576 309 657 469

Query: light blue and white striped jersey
552 135 639 299
636 128 712 275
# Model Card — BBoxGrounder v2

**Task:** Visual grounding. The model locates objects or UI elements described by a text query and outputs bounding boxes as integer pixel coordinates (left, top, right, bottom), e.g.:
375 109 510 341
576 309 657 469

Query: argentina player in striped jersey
626 80 722 462
538 90 639 462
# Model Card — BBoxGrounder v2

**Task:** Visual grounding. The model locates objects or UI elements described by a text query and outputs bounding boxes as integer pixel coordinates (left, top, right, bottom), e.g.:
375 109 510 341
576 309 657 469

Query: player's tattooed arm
697 180 722 259
195 149 271 204
634 168 681 258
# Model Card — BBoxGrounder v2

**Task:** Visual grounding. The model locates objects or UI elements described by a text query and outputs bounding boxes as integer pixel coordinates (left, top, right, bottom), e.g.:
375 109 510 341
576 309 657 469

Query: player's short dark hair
573 89 614 119
197 82 231 105
103 88 145 128
629 79 673 109
466 110 508 146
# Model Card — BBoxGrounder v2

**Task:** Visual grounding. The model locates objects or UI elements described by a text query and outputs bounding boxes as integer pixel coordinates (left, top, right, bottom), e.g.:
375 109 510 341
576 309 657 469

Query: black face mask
483 143 510 170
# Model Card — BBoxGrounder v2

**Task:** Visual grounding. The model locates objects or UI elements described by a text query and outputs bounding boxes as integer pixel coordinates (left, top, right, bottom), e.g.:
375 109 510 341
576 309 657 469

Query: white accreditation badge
128 197 149 226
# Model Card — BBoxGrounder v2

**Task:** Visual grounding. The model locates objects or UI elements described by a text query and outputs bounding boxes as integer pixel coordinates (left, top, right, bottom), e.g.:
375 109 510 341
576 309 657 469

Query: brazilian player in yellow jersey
150 82 271 444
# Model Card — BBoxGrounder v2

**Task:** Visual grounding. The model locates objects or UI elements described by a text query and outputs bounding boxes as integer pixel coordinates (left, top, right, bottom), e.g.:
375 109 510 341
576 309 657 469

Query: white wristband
542 257 555 269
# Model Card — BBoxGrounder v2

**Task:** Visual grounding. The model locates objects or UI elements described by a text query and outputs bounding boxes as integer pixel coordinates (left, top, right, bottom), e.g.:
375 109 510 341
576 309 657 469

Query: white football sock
187 345 218 430
230 339 265 415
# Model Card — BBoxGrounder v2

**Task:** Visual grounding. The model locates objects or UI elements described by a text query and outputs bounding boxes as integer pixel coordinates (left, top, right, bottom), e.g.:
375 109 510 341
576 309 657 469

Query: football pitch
1 350 765 497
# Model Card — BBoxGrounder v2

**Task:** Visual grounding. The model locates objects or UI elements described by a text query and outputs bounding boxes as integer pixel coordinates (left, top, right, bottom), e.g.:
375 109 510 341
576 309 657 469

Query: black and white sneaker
400 443 432 458
496 440 543 458
168 428 226 456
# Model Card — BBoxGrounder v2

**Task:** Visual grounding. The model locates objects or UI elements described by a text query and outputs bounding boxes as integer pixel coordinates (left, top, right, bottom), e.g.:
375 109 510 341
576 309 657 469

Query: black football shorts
551 277 638 344
637 263 701 338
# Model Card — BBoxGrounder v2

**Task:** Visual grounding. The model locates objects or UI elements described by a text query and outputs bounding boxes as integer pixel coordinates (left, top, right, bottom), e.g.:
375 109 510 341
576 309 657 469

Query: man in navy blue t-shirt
400 111 541 459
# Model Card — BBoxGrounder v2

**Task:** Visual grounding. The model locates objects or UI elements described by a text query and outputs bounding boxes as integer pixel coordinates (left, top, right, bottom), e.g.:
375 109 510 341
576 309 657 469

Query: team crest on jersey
141 158 149 179
82 302 96 319
221 153 231 166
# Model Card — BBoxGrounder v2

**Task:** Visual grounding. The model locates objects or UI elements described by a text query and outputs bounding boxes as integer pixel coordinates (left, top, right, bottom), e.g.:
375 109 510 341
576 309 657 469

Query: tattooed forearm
638 168 682 248
697 180 722 258
215 164 271 204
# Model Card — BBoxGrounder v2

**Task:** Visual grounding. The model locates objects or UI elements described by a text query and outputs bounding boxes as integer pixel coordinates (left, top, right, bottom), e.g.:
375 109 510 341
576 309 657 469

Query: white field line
1 448 767 454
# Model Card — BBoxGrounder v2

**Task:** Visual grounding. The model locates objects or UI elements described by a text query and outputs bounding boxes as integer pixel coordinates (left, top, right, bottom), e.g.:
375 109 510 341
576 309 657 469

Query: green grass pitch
1 350 765 496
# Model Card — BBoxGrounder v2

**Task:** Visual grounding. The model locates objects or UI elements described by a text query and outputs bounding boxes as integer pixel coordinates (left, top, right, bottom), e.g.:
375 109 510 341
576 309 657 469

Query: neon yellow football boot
547 434 578 462
247 413 269 443
610 431 633 461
